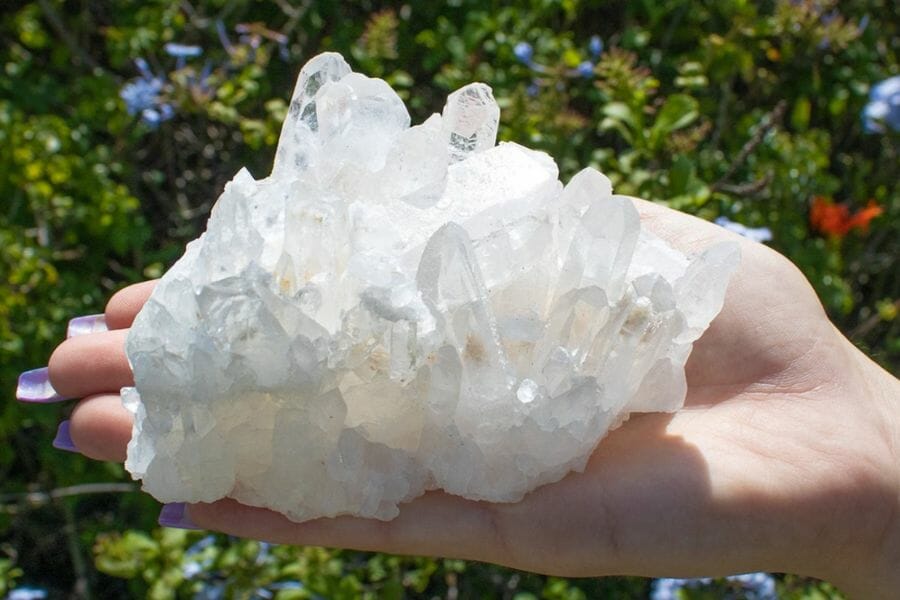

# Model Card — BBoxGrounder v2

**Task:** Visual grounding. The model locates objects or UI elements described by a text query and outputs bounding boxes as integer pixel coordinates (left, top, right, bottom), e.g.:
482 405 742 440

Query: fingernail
67 314 108 338
52 420 78 453
158 503 202 530
16 367 68 403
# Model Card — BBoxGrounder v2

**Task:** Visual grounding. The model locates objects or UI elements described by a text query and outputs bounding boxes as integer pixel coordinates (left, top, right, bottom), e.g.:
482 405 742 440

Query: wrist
821 337 900 598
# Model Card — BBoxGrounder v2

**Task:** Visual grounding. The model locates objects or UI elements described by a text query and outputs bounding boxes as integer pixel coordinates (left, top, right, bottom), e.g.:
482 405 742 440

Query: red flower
810 196 883 237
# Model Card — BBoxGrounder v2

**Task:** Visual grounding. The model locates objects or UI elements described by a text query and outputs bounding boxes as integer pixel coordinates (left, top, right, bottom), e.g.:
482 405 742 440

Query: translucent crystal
123 52 739 521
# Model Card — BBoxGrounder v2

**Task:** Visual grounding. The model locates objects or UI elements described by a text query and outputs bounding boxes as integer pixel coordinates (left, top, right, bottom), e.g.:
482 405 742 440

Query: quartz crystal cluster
123 52 739 522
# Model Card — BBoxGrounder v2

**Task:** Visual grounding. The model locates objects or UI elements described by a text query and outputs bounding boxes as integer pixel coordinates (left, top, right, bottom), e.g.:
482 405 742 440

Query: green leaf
792 97 811 131
650 94 699 148
601 102 638 129
94 531 160 579
598 117 634 145
668 154 694 196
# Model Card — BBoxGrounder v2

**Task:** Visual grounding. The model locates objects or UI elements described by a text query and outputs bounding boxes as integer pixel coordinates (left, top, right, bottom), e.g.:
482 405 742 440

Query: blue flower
715 217 773 243
576 60 595 78
255 541 272 565
589 35 604 58
649 578 680 600
726 572 777 599
120 77 163 115
513 42 534 65
858 13 870 33
650 577 712 600
862 75 900 133
653 573 777 600
120 58 176 127
133 57 154 80
140 103 175 128
164 43 203 58
182 534 216 579
183 560 204 579
193 581 225 600
7 588 48 600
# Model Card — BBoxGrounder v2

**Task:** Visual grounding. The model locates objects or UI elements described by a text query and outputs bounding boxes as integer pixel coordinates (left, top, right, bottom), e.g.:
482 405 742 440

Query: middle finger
48 329 132 398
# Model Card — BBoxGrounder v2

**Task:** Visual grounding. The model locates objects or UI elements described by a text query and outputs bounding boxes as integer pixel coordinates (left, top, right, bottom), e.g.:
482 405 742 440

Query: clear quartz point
442 83 501 162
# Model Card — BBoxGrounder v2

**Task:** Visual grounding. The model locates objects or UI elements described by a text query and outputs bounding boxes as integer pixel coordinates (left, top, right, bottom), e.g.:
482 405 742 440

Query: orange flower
847 200 884 232
810 196 883 237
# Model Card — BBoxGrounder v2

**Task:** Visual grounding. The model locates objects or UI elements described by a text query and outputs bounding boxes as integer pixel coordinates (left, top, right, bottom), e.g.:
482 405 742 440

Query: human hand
27 198 900 598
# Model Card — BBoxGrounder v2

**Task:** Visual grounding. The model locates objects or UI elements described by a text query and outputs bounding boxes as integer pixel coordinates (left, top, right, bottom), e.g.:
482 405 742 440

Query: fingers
40 280 155 399
68 394 133 462
105 280 158 329
47 329 132 398
18 280 155 464
18 280 154 403
188 491 509 567
48 279 158 397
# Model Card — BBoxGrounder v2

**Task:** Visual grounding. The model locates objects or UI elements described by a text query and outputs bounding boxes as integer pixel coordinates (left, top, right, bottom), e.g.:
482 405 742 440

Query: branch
711 100 787 193
279 0 313 42
0 483 137 512
849 299 900 339
715 172 774 196
37 0 102 71
62 501 92 599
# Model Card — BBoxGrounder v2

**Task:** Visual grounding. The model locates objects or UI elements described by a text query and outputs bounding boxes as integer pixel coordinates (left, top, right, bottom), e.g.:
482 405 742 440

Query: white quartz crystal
123 52 739 521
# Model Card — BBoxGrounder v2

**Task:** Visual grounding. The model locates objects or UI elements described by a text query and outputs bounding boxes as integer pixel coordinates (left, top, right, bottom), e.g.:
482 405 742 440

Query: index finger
105 280 158 329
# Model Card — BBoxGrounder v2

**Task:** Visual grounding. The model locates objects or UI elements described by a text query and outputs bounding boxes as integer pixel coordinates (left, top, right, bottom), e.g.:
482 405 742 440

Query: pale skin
44 198 900 597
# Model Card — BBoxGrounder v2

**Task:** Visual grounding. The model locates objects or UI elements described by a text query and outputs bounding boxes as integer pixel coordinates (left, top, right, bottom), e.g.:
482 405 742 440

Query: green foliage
1 0 896 597
92 531 649 599
0 558 24 594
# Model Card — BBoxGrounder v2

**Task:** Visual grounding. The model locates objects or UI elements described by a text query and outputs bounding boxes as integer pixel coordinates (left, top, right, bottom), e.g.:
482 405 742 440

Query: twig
37 0 101 71
0 483 136 511
279 0 312 42
711 100 787 192
273 0 302 18
61 500 92 599
179 0 210 28
709 80 732 150
659 4 688 54
849 299 900 339
715 172 774 196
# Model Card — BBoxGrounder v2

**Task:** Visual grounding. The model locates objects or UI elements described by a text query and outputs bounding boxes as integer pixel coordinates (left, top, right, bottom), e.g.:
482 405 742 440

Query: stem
61 500 92 600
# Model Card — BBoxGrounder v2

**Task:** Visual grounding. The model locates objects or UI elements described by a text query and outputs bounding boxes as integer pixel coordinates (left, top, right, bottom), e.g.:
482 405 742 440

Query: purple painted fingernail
67 314 108 338
52 420 78 453
158 503 202 530
16 368 68 403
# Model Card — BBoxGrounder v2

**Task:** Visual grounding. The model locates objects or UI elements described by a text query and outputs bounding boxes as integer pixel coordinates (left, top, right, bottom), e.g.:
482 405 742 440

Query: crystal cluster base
123 52 739 522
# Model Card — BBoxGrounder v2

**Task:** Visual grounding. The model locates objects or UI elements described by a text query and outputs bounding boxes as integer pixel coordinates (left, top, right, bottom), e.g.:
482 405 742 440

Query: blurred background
1 1 897 598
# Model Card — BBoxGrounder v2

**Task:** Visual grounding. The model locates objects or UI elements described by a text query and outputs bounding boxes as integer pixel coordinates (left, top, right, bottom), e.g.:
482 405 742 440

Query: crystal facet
123 52 739 522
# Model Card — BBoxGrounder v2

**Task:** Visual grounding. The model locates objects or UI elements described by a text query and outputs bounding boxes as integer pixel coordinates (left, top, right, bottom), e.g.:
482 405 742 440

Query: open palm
44 198 900 597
